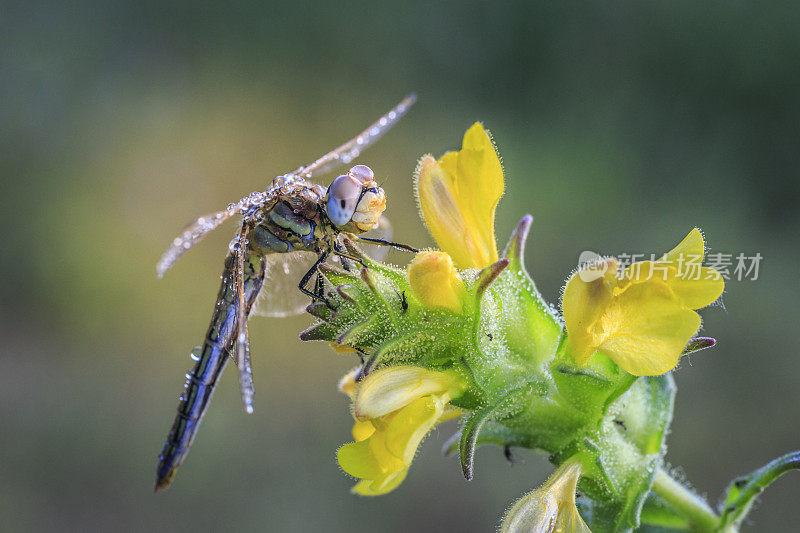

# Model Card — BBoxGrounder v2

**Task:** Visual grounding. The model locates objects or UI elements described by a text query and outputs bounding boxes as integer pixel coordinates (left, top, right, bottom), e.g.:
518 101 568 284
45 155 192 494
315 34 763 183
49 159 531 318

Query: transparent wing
252 251 321 318
233 228 255 414
252 217 402 318
156 206 239 277
293 94 416 179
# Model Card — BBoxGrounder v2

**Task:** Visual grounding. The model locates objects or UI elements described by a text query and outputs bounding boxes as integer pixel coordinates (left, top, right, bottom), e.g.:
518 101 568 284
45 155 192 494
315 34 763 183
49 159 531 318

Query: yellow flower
337 367 360 398
336 366 463 496
501 458 591 533
414 122 504 269
407 251 465 312
563 229 725 376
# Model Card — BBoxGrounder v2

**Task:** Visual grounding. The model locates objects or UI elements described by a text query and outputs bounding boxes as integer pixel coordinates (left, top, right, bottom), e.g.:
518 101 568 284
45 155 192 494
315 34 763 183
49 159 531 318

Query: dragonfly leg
298 251 336 309
352 235 419 253
313 270 326 298
332 250 367 270
333 240 352 272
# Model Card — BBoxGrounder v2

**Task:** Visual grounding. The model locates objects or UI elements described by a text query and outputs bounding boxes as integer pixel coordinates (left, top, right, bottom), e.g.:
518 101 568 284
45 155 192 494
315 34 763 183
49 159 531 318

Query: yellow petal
385 395 445 465
439 405 463 424
414 122 504 269
329 342 359 355
407 251 464 312
562 258 619 365
352 468 408 496
351 419 375 442
597 282 702 375
665 266 724 309
367 426 406 472
337 367 359 398
620 260 672 287
660 228 706 267
337 440 385 480
354 366 462 419
622 261 724 310
503 490 560 533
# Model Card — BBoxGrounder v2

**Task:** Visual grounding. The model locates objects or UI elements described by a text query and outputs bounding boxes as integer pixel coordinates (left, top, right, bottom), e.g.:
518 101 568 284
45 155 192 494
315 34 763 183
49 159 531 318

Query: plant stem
651 468 720 532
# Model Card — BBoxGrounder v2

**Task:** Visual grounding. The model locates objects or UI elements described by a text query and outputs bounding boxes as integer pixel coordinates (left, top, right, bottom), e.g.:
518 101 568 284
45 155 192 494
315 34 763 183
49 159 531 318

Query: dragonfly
154 95 417 491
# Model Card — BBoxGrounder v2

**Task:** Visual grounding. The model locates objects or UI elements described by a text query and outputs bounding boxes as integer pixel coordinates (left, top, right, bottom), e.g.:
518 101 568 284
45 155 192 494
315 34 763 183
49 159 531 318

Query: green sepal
299 320 340 342
458 406 493 481
490 215 563 369
681 337 716 356
567 375 676 532
452 380 546 481
442 422 533 457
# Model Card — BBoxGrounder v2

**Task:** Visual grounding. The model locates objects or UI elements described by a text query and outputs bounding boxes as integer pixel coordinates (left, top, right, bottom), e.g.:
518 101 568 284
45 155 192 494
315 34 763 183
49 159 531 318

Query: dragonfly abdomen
156 250 265 491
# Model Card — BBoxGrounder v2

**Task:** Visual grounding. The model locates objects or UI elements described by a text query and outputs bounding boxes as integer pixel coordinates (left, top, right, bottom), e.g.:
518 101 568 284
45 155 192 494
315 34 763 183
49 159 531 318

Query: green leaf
718 451 800 530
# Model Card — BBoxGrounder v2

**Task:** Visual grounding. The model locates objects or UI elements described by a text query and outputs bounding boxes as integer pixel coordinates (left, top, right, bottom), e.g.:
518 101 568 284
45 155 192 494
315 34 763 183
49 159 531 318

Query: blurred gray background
2 1 799 531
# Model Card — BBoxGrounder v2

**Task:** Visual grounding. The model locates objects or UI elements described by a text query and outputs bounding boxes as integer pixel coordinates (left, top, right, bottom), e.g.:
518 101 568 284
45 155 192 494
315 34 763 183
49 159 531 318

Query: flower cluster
305 122 728 530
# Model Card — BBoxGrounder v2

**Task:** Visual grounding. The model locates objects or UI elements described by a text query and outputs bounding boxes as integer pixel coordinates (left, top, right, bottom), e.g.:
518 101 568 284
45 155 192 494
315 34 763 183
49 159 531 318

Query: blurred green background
2 1 799 531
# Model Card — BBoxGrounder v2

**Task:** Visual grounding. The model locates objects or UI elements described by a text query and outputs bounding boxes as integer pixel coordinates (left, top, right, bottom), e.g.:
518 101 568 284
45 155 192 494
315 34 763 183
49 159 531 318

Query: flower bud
354 366 463 419
408 251 465 313
501 458 590 533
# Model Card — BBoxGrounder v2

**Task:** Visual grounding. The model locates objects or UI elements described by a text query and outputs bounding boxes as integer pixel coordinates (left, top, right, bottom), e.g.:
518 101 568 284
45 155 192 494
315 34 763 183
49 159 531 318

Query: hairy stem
651 469 720 532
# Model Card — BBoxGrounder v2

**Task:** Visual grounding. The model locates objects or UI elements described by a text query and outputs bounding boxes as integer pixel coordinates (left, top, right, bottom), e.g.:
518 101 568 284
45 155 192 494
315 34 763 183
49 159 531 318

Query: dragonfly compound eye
326 174 363 227
348 164 375 183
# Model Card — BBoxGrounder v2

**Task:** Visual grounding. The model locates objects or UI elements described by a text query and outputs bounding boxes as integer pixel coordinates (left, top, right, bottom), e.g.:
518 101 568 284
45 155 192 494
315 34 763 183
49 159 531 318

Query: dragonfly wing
252 217 401 318
252 250 321 317
236 324 255 413
294 94 416 179
157 206 239 277
234 229 255 414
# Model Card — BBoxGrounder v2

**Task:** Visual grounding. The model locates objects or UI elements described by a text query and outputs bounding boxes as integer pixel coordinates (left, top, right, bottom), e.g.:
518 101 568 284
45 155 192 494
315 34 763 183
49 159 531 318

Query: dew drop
190 346 202 361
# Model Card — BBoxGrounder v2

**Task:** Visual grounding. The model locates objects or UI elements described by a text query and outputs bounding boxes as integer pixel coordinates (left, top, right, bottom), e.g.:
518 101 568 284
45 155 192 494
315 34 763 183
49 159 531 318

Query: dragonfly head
325 165 386 233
